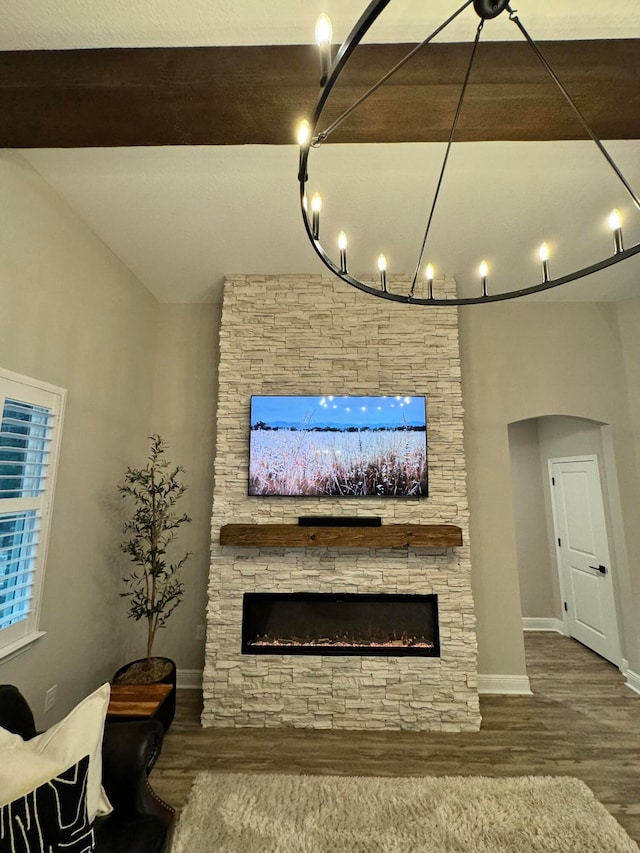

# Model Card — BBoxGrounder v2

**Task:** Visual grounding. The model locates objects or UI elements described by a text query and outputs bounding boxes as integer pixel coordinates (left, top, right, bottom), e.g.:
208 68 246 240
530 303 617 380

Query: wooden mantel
219 524 462 549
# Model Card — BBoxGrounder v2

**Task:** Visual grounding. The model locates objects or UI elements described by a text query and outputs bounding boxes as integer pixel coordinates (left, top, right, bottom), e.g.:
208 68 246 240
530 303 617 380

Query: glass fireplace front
241 592 439 657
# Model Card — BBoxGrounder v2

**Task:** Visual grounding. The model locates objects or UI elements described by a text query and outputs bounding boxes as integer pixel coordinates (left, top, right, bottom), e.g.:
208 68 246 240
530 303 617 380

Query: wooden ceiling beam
0 40 637 147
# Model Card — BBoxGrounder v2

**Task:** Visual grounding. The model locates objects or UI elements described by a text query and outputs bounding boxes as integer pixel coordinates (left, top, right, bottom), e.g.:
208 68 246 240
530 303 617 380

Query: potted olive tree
113 434 191 729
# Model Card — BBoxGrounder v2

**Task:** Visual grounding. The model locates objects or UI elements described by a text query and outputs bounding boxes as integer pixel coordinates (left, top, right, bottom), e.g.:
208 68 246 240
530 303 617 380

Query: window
0 369 65 658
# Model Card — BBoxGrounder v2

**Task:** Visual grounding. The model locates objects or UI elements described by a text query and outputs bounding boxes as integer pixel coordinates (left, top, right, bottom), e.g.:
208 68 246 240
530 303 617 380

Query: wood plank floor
151 633 640 842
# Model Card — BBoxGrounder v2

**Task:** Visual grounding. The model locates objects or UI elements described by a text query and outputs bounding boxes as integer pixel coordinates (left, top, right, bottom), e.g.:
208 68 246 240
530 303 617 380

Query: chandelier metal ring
297 0 640 306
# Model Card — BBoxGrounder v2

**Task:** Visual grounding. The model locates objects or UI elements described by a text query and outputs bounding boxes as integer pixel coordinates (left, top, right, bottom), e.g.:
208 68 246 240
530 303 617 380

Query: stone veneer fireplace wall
203 274 481 731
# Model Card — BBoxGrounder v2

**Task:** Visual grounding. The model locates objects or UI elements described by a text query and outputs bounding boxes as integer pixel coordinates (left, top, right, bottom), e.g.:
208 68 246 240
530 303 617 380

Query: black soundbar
298 516 382 527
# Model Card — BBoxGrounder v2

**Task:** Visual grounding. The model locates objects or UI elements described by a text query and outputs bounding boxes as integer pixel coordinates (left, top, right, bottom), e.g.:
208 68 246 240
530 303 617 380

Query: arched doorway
507 414 624 669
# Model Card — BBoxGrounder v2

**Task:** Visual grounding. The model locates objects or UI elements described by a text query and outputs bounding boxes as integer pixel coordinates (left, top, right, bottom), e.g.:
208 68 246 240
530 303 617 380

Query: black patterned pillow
0 755 94 853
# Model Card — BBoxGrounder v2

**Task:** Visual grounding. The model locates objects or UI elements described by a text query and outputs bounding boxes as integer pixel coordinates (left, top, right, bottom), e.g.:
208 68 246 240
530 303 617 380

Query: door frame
547 454 622 668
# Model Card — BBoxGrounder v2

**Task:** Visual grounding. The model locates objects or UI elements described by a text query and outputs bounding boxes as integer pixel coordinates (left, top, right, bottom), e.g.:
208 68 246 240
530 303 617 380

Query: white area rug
172 772 639 853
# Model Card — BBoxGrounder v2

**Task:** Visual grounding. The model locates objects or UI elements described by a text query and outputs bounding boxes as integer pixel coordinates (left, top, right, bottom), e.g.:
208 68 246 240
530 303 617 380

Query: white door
549 456 621 666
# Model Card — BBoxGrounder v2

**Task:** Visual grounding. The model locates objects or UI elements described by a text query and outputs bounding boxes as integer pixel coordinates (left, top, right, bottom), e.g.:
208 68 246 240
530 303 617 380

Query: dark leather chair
0 684 174 853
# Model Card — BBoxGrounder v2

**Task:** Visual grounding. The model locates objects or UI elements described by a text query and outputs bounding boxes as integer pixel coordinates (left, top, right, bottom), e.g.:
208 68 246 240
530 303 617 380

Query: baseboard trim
623 666 640 696
477 674 532 695
522 617 567 634
177 669 203 690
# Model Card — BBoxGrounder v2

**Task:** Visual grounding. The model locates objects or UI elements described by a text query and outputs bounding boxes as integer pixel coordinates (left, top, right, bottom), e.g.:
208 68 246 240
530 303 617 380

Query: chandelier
296 0 640 305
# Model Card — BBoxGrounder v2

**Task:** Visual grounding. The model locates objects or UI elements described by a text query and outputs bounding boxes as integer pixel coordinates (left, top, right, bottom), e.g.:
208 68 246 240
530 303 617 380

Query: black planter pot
112 656 177 731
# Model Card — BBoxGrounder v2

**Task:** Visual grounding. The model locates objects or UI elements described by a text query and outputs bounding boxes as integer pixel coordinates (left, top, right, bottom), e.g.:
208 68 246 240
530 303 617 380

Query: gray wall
459 301 640 677
613 295 640 671
508 420 555 619
0 154 220 720
0 152 159 725
140 303 220 676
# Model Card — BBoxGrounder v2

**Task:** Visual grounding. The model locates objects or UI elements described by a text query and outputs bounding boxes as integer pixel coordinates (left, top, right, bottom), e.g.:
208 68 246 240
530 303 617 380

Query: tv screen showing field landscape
249 395 428 498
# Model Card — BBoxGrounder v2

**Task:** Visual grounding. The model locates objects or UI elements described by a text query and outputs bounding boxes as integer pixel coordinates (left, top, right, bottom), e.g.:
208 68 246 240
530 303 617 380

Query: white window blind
0 370 65 656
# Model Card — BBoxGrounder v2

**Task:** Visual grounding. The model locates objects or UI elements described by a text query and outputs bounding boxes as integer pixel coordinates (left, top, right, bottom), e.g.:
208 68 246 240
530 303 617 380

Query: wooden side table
107 683 173 722
107 683 174 772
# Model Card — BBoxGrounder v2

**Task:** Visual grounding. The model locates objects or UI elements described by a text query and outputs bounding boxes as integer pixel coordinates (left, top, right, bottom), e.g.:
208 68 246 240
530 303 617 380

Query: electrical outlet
196 624 206 642
44 685 57 713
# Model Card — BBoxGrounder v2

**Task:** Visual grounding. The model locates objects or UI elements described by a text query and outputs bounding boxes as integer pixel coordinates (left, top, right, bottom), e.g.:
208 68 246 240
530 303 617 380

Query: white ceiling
3 0 639 49
5 0 640 304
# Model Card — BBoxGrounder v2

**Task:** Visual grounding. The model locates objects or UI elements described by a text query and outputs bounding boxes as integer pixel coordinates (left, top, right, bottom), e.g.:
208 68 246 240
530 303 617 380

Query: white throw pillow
0 749 63 803
0 756 95 852
0 682 113 821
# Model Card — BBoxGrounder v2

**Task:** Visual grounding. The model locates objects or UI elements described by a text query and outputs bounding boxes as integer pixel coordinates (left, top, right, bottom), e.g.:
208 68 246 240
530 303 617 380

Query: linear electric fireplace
241 592 439 657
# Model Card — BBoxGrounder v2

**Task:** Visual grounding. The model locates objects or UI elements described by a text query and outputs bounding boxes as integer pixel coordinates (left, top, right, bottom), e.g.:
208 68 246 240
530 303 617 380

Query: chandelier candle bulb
311 193 322 239
315 14 333 87
296 120 311 147
426 264 435 300
338 231 348 273
297 121 311 182
539 242 550 283
479 260 489 297
609 209 624 254
378 253 388 292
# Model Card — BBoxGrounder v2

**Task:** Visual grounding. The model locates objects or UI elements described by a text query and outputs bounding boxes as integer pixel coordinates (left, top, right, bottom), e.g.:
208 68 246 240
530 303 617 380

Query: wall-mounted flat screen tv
249 395 428 498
